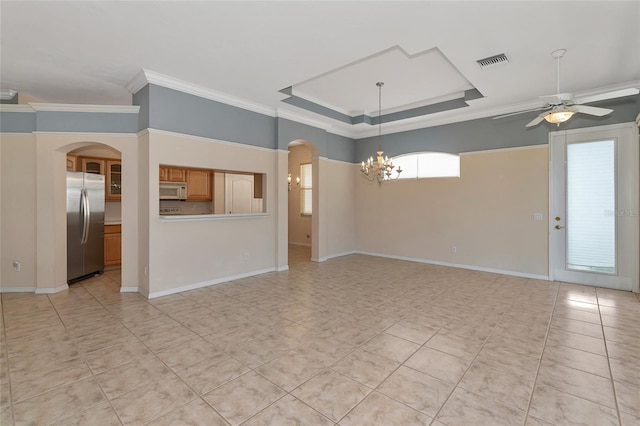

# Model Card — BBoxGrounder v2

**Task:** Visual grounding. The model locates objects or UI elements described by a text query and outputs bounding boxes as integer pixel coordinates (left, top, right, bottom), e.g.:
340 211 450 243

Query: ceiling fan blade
525 113 546 128
493 107 547 120
575 88 639 104
572 105 613 116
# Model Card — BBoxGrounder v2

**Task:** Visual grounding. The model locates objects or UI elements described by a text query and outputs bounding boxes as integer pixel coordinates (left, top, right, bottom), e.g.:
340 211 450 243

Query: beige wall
288 145 312 245
1 134 37 289
325 160 357 257
147 130 278 296
356 146 549 277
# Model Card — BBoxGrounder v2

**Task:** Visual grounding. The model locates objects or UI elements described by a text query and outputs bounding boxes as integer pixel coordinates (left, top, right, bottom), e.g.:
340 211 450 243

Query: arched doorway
288 141 313 264
35 133 139 294
287 139 323 264
66 143 122 291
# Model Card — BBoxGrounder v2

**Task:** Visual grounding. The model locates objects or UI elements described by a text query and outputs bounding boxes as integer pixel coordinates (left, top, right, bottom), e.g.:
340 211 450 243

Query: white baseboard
288 242 311 247
327 250 357 260
355 251 549 281
311 257 327 263
276 265 289 272
119 286 139 293
0 287 37 293
35 284 69 294
147 267 278 299
138 287 150 298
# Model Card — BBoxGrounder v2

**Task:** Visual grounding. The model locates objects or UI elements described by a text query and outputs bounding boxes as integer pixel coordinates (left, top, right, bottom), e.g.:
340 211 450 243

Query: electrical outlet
451 246 457 253
243 252 250 261
13 261 21 272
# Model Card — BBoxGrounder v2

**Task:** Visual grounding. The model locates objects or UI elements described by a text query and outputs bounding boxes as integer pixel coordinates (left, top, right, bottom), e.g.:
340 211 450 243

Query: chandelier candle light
360 82 402 183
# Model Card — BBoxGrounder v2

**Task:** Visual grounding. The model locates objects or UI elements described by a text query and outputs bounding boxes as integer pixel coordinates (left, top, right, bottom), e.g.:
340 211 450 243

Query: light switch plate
534 213 543 221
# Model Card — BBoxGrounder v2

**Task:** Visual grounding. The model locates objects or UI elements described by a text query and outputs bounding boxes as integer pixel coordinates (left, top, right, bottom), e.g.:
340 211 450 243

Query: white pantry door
549 123 639 292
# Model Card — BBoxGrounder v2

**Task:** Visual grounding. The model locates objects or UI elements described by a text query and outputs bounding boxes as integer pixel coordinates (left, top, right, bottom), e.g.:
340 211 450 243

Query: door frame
548 122 639 293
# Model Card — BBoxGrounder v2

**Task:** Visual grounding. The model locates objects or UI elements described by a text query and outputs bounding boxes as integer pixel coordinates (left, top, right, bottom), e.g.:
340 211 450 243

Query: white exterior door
549 123 639 292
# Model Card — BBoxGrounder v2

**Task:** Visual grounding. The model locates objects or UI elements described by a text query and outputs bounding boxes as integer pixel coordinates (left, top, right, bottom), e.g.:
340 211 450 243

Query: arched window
392 152 460 179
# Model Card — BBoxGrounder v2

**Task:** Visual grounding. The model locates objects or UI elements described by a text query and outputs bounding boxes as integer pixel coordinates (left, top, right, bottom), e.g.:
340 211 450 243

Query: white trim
311 257 328 263
33 131 138 138
0 89 18 100
0 287 37 293
327 250 357 260
636 112 640 127
0 104 35 113
160 213 269 222
325 157 357 166
125 69 148 94
276 265 289 272
461 144 548 155
35 284 69 294
356 251 550 281
145 128 275 153
119 286 139 293
127 69 275 117
138 287 150 298
29 103 140 113
147 267 277 299
276 108 354 139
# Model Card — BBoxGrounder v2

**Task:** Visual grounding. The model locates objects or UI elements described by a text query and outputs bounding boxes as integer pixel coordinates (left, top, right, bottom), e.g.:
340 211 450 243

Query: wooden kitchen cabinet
81 158 106 175
159 166 187 182
66 154 78 171
104 224 121 266
186 169 212 201
106 160 122 201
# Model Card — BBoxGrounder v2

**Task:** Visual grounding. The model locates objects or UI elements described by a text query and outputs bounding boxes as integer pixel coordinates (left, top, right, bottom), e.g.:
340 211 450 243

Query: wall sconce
287 173 300 191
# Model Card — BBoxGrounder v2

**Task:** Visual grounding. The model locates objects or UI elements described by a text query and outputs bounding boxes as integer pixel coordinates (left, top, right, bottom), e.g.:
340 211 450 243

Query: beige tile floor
1 245 639 425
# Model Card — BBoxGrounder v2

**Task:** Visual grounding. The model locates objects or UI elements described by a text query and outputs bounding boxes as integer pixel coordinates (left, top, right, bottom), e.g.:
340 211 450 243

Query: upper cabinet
66 154 78 171
106 160 122 201
159 166 187 182
68 155 122 201
186 169 212 201
81 158 106 175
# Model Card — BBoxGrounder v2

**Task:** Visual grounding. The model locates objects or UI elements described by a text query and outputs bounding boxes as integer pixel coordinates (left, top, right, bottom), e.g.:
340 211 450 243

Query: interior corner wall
288 145 312 245
356 146 549 277
0 133 37 289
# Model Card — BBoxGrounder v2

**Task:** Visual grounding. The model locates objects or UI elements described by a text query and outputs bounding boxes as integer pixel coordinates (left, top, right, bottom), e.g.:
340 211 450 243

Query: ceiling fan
494 49 639 127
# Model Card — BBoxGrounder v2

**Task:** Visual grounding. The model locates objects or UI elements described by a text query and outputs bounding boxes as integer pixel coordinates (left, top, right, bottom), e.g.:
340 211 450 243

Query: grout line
523 282 561 425
595 288 623 426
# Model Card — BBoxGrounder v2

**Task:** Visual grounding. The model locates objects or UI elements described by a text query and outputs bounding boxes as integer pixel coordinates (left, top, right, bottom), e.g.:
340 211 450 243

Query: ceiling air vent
476 53 509 69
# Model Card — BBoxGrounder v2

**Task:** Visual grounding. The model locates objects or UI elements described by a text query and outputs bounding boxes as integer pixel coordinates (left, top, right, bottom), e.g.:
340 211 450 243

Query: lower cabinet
104 224 121 266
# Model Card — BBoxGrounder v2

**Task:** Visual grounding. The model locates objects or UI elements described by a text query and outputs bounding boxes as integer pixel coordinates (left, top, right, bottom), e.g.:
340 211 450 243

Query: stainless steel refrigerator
67 171 105 283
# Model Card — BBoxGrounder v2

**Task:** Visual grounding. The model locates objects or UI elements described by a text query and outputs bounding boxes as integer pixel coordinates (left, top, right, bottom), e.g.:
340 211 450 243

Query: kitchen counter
160 213 269 222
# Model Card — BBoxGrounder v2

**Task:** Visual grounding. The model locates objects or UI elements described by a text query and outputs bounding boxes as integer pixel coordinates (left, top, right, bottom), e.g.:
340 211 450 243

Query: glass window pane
392 155 418 179
417 153 460 178
567 140 616 273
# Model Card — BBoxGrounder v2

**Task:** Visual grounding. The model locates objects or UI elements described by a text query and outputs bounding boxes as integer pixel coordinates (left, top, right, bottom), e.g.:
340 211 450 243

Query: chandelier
360 82 402 183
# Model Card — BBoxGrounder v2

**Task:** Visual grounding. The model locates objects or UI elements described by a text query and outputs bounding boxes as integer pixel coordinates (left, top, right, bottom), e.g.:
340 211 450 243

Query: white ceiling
1 1 639 137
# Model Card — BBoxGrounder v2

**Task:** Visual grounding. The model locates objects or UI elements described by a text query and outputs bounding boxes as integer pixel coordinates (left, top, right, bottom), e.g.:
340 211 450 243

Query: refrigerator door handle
81 189 90 244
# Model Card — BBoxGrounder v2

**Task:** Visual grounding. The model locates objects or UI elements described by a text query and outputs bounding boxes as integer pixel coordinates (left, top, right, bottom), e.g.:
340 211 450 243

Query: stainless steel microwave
159 182 187 200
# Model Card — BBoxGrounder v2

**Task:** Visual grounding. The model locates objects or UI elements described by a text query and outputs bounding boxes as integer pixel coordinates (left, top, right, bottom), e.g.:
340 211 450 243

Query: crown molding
0 89 18 100
126 69 276 117
29 103 140 113
0 104 35 113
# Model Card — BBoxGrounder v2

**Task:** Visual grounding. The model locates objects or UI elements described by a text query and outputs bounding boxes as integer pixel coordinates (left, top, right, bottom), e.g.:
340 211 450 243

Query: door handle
555 225 565 230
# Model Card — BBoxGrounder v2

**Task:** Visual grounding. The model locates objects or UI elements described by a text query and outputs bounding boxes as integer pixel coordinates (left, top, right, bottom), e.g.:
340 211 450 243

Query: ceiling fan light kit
494 48 638 128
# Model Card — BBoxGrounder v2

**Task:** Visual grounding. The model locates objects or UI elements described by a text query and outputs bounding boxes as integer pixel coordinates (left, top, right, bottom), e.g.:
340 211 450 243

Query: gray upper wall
0 110 138 134
356 94 640 159
140 84 277 150
276 118 355 163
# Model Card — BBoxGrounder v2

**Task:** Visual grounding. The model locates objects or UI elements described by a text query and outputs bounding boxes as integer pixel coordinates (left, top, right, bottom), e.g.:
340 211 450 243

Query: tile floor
1 246 639 425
